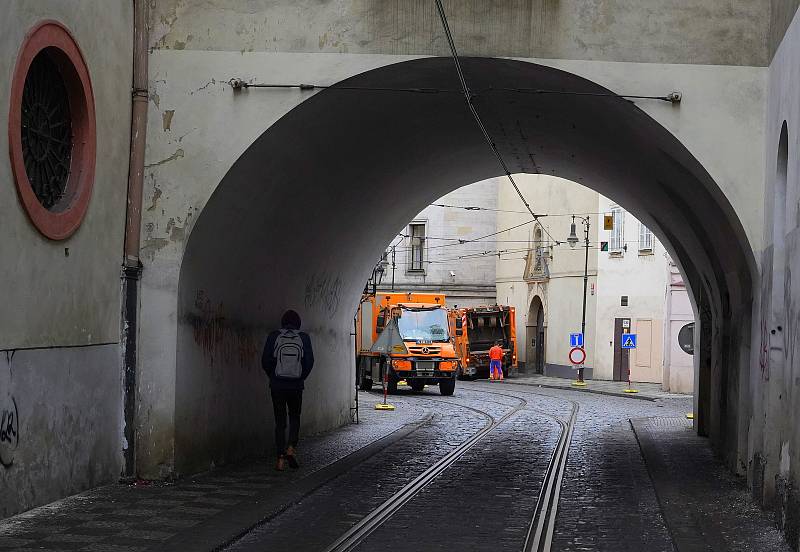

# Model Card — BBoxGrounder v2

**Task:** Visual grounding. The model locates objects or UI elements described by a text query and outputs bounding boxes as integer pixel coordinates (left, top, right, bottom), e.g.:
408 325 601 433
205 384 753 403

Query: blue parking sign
621 334 637 349
570 333 584 348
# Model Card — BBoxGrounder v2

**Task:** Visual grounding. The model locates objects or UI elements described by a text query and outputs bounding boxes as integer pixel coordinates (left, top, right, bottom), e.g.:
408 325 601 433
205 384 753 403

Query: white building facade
496 175 694 390
377 180 497 308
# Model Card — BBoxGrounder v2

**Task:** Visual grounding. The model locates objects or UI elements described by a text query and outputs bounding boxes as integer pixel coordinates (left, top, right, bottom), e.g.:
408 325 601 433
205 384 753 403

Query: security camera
449 271 456 277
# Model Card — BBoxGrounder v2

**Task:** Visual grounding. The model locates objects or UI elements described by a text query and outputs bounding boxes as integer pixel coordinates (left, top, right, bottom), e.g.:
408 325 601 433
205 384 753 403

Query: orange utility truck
452 305 518 379
356 292 459 396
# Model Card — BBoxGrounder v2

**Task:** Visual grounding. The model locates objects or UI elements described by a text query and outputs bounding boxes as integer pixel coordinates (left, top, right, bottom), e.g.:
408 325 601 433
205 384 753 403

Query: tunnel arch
174 57 756 473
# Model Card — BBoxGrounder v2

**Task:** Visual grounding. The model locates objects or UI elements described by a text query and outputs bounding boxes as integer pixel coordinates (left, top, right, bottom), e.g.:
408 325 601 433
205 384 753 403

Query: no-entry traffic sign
569 346 586 366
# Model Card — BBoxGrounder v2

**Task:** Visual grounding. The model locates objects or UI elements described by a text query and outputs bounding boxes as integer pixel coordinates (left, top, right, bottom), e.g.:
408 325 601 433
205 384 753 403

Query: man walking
489 341 504 381
262 310 314 471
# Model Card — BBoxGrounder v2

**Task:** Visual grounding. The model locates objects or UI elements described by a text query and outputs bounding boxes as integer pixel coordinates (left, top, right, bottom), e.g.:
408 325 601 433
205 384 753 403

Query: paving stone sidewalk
632 417 791 552
501 373 690 401
0 392 428 552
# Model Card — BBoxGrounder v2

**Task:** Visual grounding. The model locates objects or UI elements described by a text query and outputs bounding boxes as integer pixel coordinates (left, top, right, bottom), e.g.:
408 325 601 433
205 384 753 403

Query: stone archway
167 57 754 474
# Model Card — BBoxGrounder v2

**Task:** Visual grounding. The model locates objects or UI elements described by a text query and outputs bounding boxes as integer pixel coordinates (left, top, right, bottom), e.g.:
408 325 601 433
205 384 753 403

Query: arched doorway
526 295 545 374
173 57 755 473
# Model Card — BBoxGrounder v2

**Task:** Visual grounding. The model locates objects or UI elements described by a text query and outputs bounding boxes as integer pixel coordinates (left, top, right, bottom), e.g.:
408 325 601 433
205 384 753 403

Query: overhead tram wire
433 0 561 247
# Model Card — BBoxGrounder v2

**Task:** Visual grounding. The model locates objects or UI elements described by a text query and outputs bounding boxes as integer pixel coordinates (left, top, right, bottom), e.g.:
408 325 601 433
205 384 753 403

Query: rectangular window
609 206 624 253
409 222 426 272
639 223 654 252
621 295 629 306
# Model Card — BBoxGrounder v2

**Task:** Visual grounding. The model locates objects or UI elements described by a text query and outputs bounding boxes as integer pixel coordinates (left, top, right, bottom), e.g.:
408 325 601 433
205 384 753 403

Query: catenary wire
433 0 562 247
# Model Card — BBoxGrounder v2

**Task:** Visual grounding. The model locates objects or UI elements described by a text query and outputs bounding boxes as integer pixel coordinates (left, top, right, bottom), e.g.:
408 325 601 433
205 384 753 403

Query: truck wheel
439 378 456 396
359 376 373 391
387 373 399 395
410 380 425 392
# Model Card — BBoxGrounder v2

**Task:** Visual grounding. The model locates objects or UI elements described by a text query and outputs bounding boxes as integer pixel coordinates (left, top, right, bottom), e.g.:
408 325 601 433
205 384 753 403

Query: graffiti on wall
0 396 19 468
304 271 342 318
189 290 259 367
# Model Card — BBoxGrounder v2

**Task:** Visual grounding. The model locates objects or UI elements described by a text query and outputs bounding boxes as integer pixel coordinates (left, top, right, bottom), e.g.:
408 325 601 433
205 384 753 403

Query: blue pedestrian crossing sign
621 334 638 349
569 333 584 348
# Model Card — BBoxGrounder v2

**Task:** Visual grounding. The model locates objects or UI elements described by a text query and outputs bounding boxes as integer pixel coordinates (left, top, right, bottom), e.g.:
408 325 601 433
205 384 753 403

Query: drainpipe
121 0 149 479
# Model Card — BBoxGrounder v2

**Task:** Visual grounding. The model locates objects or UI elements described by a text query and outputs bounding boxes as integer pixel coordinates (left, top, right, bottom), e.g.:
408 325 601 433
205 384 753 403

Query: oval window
9 21 96 240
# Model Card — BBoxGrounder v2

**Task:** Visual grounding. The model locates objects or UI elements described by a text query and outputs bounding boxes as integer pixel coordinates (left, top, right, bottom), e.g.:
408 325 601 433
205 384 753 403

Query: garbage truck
452 305 518 379
356 292 458 396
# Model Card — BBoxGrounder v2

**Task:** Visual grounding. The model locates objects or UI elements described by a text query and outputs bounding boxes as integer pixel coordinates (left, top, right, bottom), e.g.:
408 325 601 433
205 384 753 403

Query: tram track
322 385 579 552
463 385 580 552
320 392 527 552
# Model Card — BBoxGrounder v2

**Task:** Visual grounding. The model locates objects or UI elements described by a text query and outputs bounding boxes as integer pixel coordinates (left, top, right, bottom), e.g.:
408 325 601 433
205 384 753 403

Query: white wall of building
664 262 695 393
496 175 599 377
378 180 497 307
595 198 670 383
497 177 692 384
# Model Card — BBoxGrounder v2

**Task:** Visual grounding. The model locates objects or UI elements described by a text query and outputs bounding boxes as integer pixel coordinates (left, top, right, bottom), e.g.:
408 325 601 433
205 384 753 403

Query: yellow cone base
375 403 395 411
686 412 694 420
398 380 407 386
571 381 588 387
624 389 639 394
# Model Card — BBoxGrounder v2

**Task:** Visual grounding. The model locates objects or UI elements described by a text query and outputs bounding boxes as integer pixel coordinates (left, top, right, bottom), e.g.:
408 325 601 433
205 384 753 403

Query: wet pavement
0 382 791 552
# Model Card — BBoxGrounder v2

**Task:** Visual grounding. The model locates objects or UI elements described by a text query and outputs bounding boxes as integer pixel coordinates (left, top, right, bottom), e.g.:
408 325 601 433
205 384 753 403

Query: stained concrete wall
0 2 133 348
0 346 123 518
378 180 498 307
755 7 800 547
150 0 770 66
139 2 767 483
770 1 800 60
0 2 132 517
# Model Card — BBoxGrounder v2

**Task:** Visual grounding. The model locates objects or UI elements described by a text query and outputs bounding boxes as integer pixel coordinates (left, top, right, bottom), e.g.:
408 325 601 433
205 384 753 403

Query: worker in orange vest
489 341 504 381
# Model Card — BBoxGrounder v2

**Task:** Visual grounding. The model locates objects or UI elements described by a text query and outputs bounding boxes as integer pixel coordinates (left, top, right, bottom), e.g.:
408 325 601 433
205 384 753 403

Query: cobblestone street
0 383 791 552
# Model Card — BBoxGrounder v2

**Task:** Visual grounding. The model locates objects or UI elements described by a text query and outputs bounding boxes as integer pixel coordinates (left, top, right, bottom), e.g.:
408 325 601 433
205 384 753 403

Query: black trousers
270 389 303 457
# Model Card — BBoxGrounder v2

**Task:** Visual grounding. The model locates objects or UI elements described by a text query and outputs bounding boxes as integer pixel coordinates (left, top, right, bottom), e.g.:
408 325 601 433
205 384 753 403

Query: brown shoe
285 446 299 469
275 456 287 471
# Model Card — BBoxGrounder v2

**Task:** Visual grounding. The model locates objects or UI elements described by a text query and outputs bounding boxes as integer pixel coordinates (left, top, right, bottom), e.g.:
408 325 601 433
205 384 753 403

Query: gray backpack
273 329 304 379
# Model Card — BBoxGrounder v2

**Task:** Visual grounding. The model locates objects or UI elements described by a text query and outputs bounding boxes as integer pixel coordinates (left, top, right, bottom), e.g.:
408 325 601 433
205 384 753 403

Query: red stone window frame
8 20 96 240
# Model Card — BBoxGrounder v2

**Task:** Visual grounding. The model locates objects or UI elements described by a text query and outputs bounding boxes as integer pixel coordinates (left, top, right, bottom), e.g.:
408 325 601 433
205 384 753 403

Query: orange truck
356 292 458 396
451 305 518 379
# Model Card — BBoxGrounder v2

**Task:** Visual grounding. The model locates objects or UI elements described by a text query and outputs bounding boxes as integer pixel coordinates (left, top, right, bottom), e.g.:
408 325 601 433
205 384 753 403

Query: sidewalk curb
151 411 436 552
497 378 659 401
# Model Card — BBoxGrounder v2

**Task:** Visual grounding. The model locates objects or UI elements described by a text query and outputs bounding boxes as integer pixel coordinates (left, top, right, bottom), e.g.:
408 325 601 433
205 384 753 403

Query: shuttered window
610 206 624 252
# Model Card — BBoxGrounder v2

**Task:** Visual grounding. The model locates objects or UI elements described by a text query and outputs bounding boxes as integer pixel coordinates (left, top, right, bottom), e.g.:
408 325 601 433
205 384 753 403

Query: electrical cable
432 0 562 247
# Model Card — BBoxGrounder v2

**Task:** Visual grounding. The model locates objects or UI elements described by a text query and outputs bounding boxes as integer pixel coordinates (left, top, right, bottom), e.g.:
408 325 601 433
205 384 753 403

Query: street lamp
569 215 590 384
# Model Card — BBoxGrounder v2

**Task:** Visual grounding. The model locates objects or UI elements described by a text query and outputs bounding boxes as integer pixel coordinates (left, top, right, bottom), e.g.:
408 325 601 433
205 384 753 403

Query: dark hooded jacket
262 314 314 391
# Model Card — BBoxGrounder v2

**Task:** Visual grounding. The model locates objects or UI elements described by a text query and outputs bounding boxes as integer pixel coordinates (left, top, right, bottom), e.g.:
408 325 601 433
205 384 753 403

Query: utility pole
391 246 396 291
568 216 591 384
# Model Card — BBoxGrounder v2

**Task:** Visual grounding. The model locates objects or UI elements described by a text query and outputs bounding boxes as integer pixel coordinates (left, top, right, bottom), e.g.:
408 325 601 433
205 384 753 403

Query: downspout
121 0 149 479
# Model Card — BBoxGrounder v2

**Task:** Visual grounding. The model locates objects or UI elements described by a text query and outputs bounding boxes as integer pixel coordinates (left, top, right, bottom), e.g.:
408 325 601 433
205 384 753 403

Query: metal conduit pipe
121 0 149 479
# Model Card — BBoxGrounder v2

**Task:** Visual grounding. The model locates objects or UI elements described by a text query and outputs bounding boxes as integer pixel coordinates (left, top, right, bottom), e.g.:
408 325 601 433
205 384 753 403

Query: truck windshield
397 307 450 342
